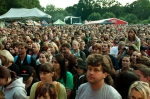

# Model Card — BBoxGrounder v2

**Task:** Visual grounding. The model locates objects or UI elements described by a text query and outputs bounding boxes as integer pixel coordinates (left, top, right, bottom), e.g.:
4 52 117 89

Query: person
125 28 140 52
20 65 38 96
0 50 20 76
30 62 67 99
52 53 74 99
72 59 87 99
115 71 139 99
128 81 150 99
75 54 122 99
0 66 27 99
34 83 57 99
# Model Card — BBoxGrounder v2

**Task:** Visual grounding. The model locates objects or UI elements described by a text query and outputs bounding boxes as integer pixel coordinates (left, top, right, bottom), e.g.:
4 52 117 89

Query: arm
29 82 38 99
58 84 67 99
13 87 27 99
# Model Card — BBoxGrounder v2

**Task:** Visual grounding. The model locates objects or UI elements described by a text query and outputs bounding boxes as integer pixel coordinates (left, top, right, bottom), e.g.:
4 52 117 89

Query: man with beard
76 54 122 99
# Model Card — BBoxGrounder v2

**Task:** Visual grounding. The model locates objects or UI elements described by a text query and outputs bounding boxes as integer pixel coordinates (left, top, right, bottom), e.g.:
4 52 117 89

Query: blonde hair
0 50 14 63
128 81 150 99
48 42 59 52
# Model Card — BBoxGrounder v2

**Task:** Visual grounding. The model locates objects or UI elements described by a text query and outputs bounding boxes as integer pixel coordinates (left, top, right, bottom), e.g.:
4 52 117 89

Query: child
72 59 87 98
34 83 57 99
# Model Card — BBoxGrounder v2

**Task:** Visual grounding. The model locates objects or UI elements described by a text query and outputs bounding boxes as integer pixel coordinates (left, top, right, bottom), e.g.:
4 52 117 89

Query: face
28 43 32 49
39 72 53 84
52 57 60 71
14 46 18 54
9 47 15 54
131 52 141 62
32 43 40 53
91 48 100 54
102 44 109 52
72 42 79 50
61 47 70 56
128 30 135 38
48 44 55 54
86 65 107 84
42 35 48 41
37 92 50 99
133 70 148 82
129 89 142 99
122 57 130 69
0 78 7 86
39 54 47 64
18 45 27 55
35 34 40 40
76 67 84 75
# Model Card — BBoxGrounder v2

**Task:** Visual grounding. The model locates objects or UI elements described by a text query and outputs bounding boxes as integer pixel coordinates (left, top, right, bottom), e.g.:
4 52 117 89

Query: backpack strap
14 55 18 63
27 54 31 64
56 82 60 95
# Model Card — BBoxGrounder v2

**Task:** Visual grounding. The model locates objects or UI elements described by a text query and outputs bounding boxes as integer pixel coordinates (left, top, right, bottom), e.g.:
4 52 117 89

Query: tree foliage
87 12 101 21
102 12 115 19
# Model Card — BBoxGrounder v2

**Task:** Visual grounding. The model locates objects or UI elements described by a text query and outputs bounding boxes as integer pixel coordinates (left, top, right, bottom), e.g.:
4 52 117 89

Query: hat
140 46 147 51
76 60 87 70
20 66 32 81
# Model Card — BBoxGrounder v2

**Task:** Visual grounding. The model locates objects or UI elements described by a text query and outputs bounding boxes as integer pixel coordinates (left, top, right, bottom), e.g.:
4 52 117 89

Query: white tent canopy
0 8 51 20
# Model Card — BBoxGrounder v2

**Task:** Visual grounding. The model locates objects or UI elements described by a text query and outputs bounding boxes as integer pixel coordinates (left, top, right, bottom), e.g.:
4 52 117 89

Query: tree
102 12 115 19
124 14 139 24
87 12 101 21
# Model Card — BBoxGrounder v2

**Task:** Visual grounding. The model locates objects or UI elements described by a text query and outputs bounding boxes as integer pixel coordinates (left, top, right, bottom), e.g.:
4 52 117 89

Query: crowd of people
0 24 150 99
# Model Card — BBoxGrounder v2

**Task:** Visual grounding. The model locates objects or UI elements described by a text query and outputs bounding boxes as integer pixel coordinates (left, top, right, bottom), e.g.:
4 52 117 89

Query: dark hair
60 43 71 51
53 54 67 85
18 42 28 49
92 43 102 54
34 83 57 99
39 62 54 73
115 71 139 99
0 66 17 80
133 66 150 77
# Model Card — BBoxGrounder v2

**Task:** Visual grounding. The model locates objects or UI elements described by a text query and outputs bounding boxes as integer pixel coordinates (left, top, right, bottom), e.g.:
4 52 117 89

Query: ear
103 72 108 79
51 72 55 76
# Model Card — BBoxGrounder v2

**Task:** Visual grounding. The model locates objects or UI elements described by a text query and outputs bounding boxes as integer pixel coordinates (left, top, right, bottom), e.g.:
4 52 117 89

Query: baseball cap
76 59 87 70
20 65 32 81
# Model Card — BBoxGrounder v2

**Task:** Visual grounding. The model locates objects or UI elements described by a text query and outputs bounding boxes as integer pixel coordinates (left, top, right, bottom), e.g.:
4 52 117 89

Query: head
118 41 125 50
91 43 102 54
131 51 141 63
60 43 71 56
86 54 111 85
128 81 150 99
133 66 150 84
122 55 131 70
128 28 136 40
48 42 59 55
39 51 50 64
115 71 139 99
0 50 14 65
39 62 55 83
76 58 87 75
35 83 57 99
18 42 28 55
0 66 17 86
72 40 80 51
32 42 40 53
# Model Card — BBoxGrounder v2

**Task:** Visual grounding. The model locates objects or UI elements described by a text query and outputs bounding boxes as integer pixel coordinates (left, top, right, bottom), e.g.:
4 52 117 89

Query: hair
48 42 59 54
128 28 136 41
60 43 71 51
0 43 4 50
0 50 14 63
133 66 150 77
34 83 57 99
39 62 54 74
128 81 150 99
40 51 50 61
18 42 28 49
0 66 17 80
92 43 102 54
136 56 150 67
53 53 67 85
32 42 40 49
115 71 139 99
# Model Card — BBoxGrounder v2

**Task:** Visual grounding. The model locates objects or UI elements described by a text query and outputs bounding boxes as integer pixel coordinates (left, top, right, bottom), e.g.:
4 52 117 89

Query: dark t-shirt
26 78 38 96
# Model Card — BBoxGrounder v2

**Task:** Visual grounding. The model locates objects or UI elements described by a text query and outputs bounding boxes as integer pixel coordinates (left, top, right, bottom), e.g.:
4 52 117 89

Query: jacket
3 78 27 99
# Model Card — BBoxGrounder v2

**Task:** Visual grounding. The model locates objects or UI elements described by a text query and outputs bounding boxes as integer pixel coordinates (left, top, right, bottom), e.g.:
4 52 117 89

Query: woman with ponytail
0 66 27 99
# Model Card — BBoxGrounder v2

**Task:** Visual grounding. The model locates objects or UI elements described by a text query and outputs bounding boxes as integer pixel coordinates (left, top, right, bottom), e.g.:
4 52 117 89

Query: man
20 65 38 96
76 54 122 99
133 65 150 86
102 42 119 70
14 42 36 69
71 40 86 61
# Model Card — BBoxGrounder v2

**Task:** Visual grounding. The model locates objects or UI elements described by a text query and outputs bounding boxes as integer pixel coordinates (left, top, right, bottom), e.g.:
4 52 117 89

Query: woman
52 54 74 99
128 81 150 99
0 66 27 99
30 62 67 99
34 83 57 99
0 50 20 76
125 28 140 51
90 43 102 54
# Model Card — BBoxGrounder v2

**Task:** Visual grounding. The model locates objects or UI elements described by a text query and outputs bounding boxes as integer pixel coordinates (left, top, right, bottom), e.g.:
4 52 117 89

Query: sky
39 0 136 9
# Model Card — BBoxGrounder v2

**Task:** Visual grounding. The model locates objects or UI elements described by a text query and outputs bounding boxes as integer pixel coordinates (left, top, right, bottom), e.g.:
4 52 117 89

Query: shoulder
78 82 89 91
66 71 73 76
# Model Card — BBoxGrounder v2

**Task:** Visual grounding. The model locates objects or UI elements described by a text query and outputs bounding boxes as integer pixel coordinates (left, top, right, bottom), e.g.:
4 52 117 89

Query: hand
66 87 72 99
